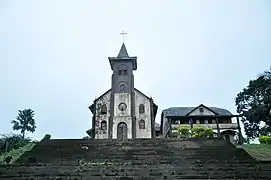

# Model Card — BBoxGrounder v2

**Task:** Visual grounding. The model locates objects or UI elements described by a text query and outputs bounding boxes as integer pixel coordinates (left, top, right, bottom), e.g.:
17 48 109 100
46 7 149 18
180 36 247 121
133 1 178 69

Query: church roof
162 105 232 117
108 43 137 70
117 43 129 58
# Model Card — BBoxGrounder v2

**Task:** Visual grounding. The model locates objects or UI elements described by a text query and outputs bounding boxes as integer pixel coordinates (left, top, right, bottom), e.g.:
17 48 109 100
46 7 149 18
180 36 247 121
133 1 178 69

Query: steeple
118 43 129 58
108 43 137 70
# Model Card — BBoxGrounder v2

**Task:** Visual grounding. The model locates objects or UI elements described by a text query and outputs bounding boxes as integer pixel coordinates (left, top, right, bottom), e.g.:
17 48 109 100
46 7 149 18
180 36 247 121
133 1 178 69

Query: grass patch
0 142 36 164
238 144 271 161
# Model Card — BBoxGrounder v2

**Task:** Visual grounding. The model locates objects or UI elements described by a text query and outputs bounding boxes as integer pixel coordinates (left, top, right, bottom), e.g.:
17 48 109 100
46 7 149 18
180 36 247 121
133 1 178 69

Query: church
88 43 158 139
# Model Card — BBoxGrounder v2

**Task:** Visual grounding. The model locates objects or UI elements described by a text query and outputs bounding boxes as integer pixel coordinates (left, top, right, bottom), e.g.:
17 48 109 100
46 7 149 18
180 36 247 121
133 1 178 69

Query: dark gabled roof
118 43 129 57
184 104 219 115
162 105 232 117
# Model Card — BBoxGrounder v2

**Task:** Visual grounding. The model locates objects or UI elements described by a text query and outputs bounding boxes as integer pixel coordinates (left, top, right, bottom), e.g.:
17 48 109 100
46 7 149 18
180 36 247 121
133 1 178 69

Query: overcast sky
1 0 270 139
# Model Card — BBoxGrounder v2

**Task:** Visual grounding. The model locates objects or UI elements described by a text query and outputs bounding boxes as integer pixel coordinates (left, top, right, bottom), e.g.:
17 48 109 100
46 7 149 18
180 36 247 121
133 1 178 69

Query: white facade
135 90 152 138
94 91 111 139
94 90 153 139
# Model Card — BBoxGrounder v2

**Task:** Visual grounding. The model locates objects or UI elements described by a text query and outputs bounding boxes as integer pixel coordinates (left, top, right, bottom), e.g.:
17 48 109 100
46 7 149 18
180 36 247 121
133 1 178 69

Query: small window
118 69 122 75
101 105 107 114
139 104 145 114
204 120 208 124
101 121 107 130
120 84 126 93
199 107 204 113
139 120 145 129
118 65 128 76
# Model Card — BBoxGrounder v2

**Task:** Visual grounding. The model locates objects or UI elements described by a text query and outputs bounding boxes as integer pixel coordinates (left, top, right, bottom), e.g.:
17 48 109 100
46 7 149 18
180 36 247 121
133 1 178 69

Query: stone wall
95 91 111 139
112 93 132 139
135 90 152 138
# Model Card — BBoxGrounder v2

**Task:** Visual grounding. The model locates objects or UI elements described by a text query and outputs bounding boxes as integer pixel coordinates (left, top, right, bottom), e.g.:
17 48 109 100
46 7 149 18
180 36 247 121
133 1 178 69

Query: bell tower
108 43 137 139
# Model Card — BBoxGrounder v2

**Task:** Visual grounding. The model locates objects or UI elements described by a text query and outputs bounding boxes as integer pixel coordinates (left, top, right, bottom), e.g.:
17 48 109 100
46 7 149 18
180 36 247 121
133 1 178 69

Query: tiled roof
162 107 232 117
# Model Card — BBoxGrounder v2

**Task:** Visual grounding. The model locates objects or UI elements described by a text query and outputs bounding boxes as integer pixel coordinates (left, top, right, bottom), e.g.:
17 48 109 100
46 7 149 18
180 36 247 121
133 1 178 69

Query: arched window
118 65 128 76
139 104 145 114
101 105 107 114
139 120 145 129
120 84 126 93
101 121 107 130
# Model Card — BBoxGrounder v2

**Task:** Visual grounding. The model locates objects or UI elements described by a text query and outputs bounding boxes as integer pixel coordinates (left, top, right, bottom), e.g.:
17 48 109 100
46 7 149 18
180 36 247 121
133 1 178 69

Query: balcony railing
171 123 238 130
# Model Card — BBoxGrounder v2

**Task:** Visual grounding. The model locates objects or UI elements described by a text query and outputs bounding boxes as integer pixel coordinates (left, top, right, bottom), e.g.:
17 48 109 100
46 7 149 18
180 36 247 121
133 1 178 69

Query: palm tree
11 109 36 139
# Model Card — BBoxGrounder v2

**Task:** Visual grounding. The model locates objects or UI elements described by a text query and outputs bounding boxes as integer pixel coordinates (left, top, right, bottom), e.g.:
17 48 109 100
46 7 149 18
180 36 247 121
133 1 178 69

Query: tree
11 109 36 139
235 68 271 140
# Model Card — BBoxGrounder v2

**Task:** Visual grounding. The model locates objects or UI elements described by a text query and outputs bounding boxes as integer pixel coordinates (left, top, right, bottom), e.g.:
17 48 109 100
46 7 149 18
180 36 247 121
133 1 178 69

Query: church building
88 43 158 139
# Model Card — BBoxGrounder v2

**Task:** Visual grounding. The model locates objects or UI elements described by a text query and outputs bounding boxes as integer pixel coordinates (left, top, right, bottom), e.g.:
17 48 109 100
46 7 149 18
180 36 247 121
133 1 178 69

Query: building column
216 118 221 138
189 117 193 138
189 117 193 129
237 116 243 144
168 118 172 138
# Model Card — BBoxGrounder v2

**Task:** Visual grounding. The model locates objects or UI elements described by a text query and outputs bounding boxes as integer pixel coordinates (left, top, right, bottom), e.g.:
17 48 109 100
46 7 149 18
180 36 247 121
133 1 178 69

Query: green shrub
192 126 206 138
177 126 190 137
41 134 51 141
0 133 31 155
259 136 271 144
204 128 214 138
191 125 213 138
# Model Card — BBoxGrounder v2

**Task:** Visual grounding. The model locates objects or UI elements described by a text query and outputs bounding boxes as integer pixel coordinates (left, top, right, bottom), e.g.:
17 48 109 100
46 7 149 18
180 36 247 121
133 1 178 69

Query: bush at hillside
41 134 51 141
0 142 36 164
259 136 271 144
0 133 31 155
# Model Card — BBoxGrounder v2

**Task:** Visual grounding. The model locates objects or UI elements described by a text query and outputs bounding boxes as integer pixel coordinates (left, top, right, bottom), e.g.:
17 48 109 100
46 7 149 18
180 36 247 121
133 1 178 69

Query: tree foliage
11 109 37 139
0 133 31 155
235 68 271 139
41 134 51 141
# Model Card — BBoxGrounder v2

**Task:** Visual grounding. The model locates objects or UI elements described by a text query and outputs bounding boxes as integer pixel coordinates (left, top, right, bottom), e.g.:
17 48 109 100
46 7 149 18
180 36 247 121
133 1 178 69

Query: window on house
101 121 107 130
139 104 145 114
101 105 107 114
139 120 145 129
199 107 204 113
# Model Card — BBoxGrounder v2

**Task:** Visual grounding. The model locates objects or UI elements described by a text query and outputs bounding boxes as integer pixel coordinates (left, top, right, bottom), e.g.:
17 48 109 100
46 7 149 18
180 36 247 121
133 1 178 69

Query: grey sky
1 0 270 139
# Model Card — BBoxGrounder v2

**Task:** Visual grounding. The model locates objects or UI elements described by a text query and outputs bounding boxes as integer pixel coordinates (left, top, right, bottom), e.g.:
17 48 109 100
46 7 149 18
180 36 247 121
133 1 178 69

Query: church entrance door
117 122 127 139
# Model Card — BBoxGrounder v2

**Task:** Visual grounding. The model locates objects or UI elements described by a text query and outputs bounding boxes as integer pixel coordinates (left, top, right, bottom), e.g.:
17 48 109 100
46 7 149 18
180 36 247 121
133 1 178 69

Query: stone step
1 167 269 179
0 173 269 180
1 164 270 178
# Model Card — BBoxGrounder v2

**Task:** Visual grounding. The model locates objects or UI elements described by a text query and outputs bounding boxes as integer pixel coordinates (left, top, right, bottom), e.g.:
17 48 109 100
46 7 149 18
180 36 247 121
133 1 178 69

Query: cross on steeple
120 30 127 43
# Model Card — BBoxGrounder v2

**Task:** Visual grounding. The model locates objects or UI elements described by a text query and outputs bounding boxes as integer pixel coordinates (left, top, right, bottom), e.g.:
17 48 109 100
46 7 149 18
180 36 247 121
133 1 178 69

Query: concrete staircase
0 138 270 179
